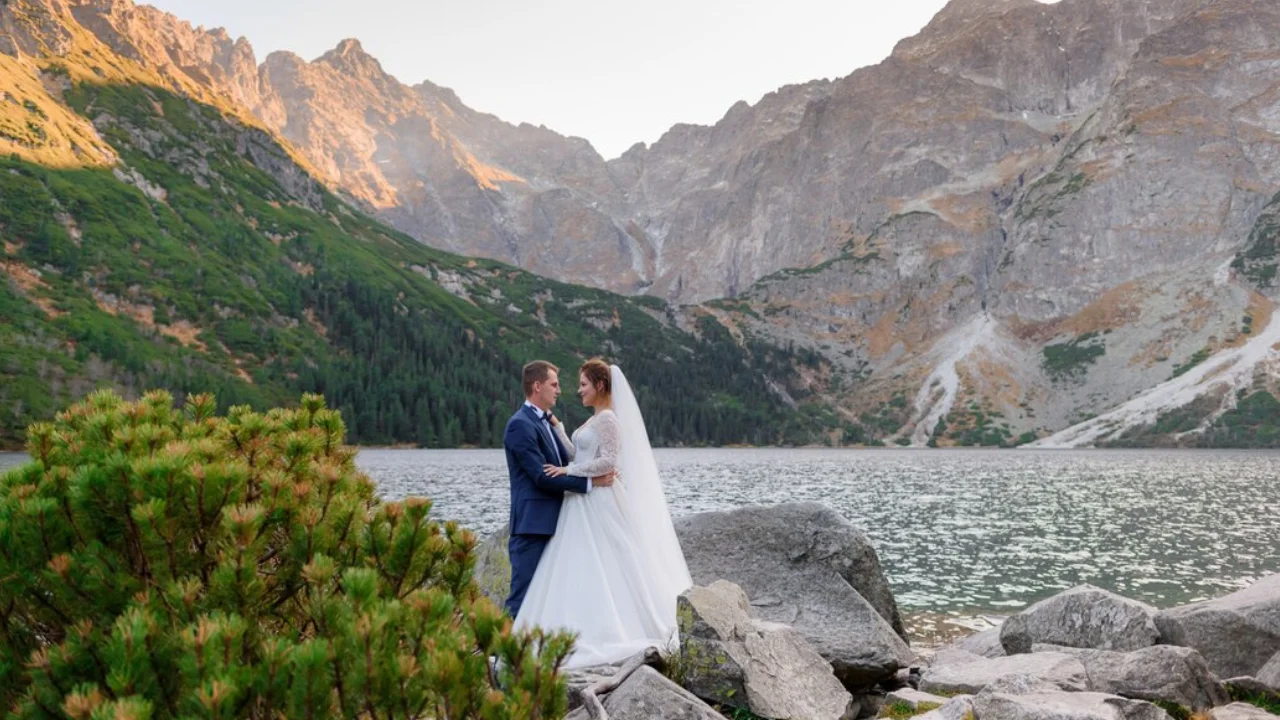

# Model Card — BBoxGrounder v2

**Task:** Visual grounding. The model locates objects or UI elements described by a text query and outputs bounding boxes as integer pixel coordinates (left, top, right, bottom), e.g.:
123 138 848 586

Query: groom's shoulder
503 409 536 446
505 407 531 429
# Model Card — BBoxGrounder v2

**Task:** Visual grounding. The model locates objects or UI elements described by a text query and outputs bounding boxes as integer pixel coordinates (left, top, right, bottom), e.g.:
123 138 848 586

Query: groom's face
533 370 561 410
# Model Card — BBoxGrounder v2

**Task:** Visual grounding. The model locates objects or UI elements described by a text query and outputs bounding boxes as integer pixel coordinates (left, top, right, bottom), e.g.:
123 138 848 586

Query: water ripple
6 448 1277 613
357 447 1280 613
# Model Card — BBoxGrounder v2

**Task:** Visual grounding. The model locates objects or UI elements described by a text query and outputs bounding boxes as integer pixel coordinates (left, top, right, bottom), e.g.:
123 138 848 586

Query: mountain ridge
8 0 1280 448
0 0 840 449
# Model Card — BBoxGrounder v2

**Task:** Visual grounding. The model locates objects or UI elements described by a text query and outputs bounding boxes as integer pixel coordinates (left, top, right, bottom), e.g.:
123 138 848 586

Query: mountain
18 1 657 293
0 0 835 450
9 0 1280 448
731 0 1280 448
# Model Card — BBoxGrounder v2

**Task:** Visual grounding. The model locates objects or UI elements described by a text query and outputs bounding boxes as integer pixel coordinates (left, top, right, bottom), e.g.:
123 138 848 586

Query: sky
143 0 957 159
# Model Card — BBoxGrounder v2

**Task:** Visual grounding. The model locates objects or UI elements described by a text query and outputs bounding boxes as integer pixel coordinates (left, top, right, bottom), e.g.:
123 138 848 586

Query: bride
513 358 692 669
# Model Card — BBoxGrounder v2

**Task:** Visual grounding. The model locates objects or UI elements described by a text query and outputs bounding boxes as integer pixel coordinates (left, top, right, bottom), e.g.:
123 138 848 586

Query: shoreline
10 442 1280 453
304 444 1280 452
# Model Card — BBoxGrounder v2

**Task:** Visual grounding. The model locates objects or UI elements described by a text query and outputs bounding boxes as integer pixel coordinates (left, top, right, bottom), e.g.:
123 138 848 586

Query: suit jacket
504 404 589 536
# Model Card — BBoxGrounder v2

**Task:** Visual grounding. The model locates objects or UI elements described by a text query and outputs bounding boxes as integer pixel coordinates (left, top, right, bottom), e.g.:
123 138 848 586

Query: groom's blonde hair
522 360 559 397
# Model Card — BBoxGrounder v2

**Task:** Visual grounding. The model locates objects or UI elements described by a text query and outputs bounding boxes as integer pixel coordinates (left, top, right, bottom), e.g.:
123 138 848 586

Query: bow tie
534 409 549 421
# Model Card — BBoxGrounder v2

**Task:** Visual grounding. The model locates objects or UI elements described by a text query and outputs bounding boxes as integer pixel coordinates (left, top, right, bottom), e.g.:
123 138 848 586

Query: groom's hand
591 472 616 488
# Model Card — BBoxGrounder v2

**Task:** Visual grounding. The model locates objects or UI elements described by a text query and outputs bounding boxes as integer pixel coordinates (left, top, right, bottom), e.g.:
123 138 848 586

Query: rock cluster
474 503 1280 720
917 575 1280 720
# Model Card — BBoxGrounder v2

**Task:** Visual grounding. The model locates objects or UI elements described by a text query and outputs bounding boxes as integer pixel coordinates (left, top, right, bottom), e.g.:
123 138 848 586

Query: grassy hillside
0 78 829 448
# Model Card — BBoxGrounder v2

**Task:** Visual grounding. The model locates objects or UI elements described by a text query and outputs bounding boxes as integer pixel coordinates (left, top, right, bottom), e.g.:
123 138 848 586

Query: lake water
4 448 1278 616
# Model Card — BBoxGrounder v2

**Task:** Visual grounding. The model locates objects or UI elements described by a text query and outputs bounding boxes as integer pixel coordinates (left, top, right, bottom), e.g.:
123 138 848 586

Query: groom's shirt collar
522 400 549 420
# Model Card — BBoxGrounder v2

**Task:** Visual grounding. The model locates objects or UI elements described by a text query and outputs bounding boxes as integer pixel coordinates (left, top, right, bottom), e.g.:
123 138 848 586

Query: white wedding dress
514 366 692 669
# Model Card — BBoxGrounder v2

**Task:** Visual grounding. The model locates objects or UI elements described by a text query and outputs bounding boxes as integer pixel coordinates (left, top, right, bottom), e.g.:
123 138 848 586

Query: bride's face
578 372 598 407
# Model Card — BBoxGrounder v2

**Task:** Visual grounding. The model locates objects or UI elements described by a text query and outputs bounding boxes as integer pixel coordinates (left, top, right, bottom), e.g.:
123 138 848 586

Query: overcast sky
143 0 959 159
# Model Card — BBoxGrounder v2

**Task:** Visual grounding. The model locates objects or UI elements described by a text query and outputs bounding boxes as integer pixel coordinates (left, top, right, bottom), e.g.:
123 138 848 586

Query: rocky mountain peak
891 0 1048 56
926 0 1043 25
262 49 304 70
412 78 467 115
316 37 388 78
330 37 365 56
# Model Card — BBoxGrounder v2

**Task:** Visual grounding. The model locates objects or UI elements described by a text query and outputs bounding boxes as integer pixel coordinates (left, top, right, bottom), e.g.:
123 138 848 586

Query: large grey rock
674 581 751 709
885 688 951 711
920 648 1089 695
675 503 913 688
472 523 511 608
955 628 1008 658
1031 644 1228 710
982 674 1066 696
914 695 977 720
972 686 1173 720
566 664 626 712
675 581 855 720
1209 703 1280 720
1000 585 1161 655
1222 677 1280 709
1155 574 1280 679
1258 651 1280 691
677 633 747 709
569 665 729 720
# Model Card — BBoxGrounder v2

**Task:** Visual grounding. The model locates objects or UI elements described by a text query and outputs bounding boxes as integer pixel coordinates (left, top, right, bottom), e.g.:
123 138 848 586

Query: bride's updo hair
580 358 612 402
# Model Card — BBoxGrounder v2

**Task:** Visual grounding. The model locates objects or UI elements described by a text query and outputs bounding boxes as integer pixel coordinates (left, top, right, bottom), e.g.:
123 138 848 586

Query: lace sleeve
552 422 575 461
566 411 619 478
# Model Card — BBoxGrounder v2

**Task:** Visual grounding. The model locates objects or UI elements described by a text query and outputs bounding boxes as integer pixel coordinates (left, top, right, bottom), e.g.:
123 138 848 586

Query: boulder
1223 676 1280 712
1209 703 1280 720
1223 677 1280 708
566 665 729 720
741 622 858 720
972 686 1173 720
675 581 751 707
919 648 1089 695
914 695 977 720
885 688 952 711
1258 651 1280 691
677 634 747 709
1030 644 1227 710
472 522 510 607
566 664 626 712
674 503 914 687
982 674 1065 695
1000 585 1161 654
955 627 1007 658
675 580 855 720
1155 574 1280 679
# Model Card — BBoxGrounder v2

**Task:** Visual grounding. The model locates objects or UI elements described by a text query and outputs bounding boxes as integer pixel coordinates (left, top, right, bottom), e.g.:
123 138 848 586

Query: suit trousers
505 533 551 618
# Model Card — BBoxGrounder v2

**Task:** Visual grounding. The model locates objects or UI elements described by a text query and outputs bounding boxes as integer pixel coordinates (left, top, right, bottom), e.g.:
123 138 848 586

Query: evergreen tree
0 390 572 718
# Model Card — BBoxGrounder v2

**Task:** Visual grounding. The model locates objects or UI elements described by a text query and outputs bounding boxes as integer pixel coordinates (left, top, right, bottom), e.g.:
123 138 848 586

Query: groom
503 360 613 618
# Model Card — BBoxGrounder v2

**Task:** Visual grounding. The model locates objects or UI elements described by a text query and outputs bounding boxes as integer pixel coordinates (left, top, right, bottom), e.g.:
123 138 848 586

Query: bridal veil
610 364 692 602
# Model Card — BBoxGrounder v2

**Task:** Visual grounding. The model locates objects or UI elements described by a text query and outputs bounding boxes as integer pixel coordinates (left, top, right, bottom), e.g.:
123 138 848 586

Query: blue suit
503 404 590 617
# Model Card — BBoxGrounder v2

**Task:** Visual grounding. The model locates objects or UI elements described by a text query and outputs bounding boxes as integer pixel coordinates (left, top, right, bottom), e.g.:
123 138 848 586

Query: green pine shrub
0 389 572 718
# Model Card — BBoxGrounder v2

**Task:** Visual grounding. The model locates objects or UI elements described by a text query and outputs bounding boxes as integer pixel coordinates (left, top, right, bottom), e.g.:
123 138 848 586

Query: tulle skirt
513 481 678 668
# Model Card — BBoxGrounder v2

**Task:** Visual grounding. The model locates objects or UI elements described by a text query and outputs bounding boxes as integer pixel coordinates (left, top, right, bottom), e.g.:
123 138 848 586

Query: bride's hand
543 464 567 477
